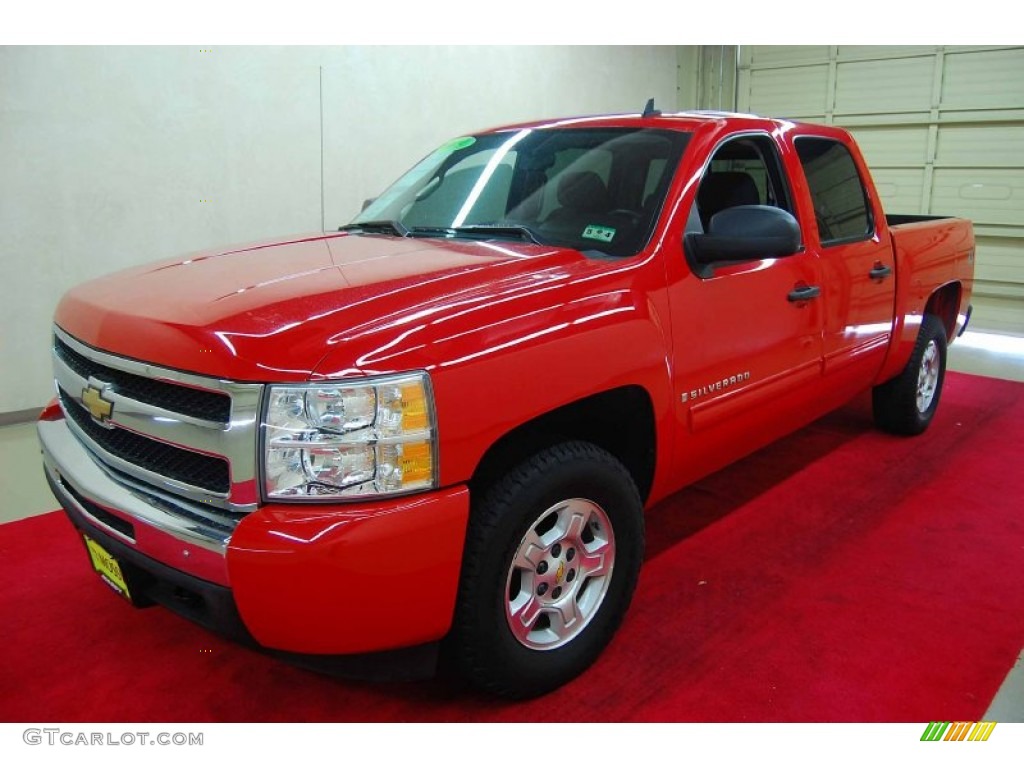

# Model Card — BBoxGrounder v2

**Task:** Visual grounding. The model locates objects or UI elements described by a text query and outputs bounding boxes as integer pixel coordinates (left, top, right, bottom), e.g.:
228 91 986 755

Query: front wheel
872 313 948 436
450 441 644 698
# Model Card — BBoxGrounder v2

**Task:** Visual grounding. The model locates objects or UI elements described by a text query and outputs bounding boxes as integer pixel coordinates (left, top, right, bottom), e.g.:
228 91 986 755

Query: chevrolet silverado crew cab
39 108 974 698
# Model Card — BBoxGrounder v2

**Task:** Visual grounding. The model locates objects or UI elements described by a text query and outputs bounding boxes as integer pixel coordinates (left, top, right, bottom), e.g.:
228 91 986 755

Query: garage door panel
974 240 1024 276
944 45 1016 53
746 46 830 68
942 49 1024 111
850 126 930 167
975 261 1023 287
838 46 940 61
739 45 1024 329
870 169 926 214
935 124 1024 168
748 65 829 118
835 57 935 114
931 169 1024 225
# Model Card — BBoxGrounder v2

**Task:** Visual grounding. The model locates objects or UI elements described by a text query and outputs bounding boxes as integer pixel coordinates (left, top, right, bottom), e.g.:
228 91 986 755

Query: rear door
790 132 896 389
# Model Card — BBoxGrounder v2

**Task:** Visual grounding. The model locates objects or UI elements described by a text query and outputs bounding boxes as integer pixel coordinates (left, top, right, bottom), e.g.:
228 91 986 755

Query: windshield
351 127 691 258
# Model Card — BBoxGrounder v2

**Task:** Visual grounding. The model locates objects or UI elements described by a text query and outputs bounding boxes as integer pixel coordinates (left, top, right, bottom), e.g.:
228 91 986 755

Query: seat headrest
557 171 610 212
698 171 760 214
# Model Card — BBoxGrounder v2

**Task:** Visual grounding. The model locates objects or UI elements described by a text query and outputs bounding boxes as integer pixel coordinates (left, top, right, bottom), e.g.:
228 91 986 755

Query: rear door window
795 138 873 246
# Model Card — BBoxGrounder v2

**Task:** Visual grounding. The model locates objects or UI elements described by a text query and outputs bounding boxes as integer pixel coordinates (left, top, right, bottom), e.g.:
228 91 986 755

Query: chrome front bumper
39 416 235 585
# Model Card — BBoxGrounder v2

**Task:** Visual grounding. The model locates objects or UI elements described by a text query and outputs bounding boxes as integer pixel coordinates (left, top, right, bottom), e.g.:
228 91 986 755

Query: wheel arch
468 385 656 506
925 281 962 342
876 279 963 385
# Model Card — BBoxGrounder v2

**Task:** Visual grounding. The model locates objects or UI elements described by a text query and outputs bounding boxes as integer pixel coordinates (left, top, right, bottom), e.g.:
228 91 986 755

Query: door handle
869 263 893 280
787 285 821 303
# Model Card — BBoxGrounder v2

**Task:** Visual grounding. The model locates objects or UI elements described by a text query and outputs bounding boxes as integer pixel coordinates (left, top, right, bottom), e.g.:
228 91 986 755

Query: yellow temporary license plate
84 536 132 601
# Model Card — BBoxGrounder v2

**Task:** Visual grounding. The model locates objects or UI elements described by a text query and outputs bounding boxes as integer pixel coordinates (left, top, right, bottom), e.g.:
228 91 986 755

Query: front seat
545 171 611 227
697 171 760 230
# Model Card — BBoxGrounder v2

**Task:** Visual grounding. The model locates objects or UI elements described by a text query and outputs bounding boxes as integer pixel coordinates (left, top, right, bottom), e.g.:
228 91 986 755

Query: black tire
872 313 948 436
450 441 644 699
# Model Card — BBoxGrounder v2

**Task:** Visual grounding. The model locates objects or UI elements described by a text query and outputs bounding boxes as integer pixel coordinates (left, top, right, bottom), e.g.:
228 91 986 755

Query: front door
665 131 826 486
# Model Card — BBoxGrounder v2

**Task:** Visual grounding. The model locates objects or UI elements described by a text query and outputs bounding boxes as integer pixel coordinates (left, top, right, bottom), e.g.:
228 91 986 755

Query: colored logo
920 722 996 742
82 384 114 424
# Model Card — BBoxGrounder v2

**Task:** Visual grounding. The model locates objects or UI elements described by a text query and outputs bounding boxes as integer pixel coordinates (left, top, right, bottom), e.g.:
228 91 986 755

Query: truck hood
55 232 591 381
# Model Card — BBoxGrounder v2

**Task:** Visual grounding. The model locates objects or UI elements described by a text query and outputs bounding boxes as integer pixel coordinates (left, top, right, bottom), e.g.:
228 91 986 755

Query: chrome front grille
55 336 231 422
58 387 230 494
52 326 263 511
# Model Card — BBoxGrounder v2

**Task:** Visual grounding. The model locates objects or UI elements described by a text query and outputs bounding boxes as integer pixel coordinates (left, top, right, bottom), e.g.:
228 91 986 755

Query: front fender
313 259 674 491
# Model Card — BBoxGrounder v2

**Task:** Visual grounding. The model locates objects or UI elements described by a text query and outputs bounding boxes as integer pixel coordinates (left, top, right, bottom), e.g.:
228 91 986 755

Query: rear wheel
451 441 643 699
873 313 948 436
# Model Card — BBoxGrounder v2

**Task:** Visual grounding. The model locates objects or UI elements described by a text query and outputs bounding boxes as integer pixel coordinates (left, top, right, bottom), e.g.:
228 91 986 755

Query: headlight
261 372 437 500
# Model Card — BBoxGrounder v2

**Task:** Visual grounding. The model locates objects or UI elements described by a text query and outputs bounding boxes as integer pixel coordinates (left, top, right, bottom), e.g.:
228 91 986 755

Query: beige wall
0 45 681 414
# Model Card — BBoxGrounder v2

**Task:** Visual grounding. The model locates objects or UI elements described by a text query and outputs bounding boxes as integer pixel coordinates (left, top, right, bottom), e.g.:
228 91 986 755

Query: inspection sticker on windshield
440 136 476 152
582 225 616 243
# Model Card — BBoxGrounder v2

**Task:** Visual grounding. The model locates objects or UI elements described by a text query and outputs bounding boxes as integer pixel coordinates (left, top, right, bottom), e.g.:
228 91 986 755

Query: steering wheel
607 209 641 225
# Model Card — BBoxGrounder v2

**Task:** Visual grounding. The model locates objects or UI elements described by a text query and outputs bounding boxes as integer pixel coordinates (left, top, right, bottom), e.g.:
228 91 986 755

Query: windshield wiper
409 224 545 245
338 220 410 237
340 221 546 245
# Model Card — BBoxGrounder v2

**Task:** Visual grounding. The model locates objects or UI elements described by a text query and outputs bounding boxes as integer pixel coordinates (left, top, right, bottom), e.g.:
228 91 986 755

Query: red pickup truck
38 109 974 698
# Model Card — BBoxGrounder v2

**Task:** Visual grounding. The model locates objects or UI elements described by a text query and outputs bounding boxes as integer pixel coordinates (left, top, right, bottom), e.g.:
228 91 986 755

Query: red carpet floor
2 372 1022 722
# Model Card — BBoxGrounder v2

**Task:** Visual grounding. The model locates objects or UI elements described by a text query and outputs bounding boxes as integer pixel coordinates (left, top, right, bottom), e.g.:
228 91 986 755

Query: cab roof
483 109 800 135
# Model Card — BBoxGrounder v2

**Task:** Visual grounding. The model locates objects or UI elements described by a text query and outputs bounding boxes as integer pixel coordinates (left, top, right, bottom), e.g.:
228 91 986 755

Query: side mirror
686 205 801 276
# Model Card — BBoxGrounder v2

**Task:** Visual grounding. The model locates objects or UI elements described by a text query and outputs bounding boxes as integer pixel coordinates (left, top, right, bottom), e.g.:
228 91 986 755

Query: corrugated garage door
736 46 1024 334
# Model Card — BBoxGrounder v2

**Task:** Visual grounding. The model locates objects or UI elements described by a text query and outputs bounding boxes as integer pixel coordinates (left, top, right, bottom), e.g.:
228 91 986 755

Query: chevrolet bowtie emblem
82 384 114 424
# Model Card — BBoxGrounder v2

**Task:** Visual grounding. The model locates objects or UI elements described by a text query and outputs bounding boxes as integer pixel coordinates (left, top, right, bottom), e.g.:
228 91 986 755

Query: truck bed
876 213 975 384
888 214 973 313
885 213 961 227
